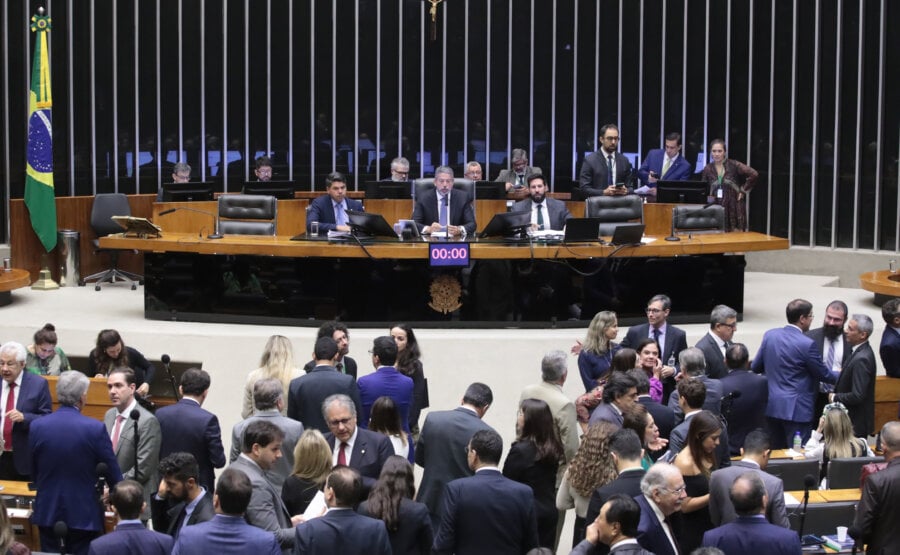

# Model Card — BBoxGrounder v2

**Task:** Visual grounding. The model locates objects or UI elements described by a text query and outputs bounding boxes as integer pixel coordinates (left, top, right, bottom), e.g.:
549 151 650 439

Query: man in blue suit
295 466 392 555
634 463 685 555
306 171 364 235
288 337 361 433
879 298 900 379
156 367 226 493
701 472 800 555
433 429 539 555
752 298 837 448
88 480 174 555
412 166 477 236
172 467 281 555
322 393 393 495
637 132 694 189
0 341 52 480
719 344 768 456
357 336 413 435
30 371 123 555
621 294 689 402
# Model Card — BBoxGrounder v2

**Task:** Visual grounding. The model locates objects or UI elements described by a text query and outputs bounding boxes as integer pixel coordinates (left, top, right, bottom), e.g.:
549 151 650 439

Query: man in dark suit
30 371 123 555
752 298 837 448
289 337 361 433
634 463 685 555
694 304 738 379
295 466 392 555
574 494 654 555
589 372 639 428
155 367 226 493
496 148 542 198
879 298 900 379
88 480 174 555
322 393 393 495
701 472 800 554
621 294 688 401
172 467 281 555
630 369 675 442
0 341 52 480
829 314 877 437
412 165 476 236
806 300 850 428
720 343 768 456
302 321 358 379
151 452 215 539
664 379 731 469
416 383 496 529
433 429 539 554
637 132 694 189
104 367 161 522
512 173 572 231
854 420 900 554
708 430 789 528
577 124 636 198
357 336 413 434
305 171 364 235
666 347 724 423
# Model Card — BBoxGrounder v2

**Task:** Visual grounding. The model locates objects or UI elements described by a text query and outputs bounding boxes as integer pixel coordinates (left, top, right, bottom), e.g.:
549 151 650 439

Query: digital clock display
428 243 470 267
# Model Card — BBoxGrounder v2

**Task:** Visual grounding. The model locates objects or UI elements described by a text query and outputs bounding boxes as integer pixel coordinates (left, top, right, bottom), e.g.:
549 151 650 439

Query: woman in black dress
87 329 156 396
673 410 722 554
281 429 332 515
502 398 565 549
391 323 428 436
699 139 759 231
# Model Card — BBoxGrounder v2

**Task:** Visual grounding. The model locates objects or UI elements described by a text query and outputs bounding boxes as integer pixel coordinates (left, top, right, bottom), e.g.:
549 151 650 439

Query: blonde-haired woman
281 429 333 515
804 402 873 486
577 311 621 392
242 335 303 418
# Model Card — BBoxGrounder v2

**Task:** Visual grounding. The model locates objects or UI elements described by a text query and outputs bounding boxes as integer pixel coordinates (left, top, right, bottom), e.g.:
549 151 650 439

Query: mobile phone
615 182 625 189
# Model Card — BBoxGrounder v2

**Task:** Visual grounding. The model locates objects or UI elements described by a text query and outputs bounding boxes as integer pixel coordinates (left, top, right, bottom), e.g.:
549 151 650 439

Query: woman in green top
25 323 71 375
623 403 668 469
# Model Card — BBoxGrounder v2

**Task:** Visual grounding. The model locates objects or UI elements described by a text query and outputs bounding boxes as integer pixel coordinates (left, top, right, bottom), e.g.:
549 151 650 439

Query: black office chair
584 194 643 236
217 194 277 235
766 459 821 491
826 456 884 489
82 193 143 291
788 501 857 536
413 178 476 201
672 204 726 234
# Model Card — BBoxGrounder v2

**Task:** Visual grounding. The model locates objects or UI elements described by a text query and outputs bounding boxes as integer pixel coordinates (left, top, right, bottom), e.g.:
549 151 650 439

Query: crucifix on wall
425 0 444 41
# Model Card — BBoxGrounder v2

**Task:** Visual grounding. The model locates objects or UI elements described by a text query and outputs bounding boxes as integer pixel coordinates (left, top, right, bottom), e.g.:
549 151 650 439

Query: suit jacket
88 521 174 555
415 407 496 519
104 403 161 520
694 332 729 380
412 188 476 234
358 497 433 555
622 323 688 391
854 457 900 555
172 513 281 555
665 411 731 469
701 515 801 555
634 494 679 555
638 149 693 186
520 380 580 465
306 195 365 234
578 151 636 197
512 197 572 231
806 327 851 368
571 539 653 555
718 370 768 456
231 409 304 489
287 365 361 433
834 341 877 437
879 326 900 378
433 469 539 555
229 455 295 550
667 376 724 423
638 396 675 441
153 490 216 538
324 427 393 494
156 397 226 492
30 406 123 531
9 371 52 475
585 468 646 544
357 366 414 433
295 508 392 555
495 166 542 189
303 355 357 380
751 325 837 422
589 402 624 427
708 460 789 528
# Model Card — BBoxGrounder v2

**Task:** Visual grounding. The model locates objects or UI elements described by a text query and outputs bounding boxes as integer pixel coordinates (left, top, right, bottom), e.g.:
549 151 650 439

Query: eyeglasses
645 308 664 314
718 322 737 329
327 417 353 427
662 485 687 495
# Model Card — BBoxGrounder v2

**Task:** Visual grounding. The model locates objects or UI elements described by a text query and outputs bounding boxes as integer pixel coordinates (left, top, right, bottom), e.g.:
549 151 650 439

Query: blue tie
335 202 346 226
439 195 449 227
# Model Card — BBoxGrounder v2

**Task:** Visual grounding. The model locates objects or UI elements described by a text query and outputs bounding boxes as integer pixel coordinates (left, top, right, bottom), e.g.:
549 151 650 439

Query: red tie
2 383 14 451
111 414 125 451
338 442 348 466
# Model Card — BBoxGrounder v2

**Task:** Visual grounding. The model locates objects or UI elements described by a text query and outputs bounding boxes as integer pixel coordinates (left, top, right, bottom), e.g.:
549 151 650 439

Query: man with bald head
854 421 900 554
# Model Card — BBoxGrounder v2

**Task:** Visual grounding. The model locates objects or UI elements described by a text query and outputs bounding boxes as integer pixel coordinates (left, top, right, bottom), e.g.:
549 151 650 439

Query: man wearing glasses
577 123 636 198
321 393 393 495
694 304 739 379
635 463 686 555
621 294 689 401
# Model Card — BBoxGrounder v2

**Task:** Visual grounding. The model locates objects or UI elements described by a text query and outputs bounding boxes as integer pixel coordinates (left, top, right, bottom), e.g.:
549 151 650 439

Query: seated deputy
306 172 364 235
412 166 476 237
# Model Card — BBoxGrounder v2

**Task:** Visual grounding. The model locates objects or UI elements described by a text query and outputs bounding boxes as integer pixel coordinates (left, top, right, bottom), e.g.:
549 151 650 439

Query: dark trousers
0 451 28 481
767 417 810 449
39 526 100 555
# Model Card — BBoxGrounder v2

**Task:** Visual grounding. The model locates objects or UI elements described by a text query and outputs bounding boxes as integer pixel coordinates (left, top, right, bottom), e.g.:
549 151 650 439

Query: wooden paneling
875 376 900 432
153 199 310 237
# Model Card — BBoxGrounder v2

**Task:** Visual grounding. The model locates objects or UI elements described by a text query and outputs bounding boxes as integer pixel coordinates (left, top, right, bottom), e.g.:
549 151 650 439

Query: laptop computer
609 223 646 246
563 218 602 242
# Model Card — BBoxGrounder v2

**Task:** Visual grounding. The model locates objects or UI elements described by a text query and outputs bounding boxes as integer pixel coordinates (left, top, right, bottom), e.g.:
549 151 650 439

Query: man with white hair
634 463 686 555
829 313 877 437
0 341 52 480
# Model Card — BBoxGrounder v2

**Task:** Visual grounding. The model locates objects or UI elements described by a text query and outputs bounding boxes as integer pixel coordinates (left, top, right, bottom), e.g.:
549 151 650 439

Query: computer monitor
478 211 533 238
345 209 397 238
364 181 413 200
474 180 507 200
241 181 296 199
160 182 216 202
656 180 708 204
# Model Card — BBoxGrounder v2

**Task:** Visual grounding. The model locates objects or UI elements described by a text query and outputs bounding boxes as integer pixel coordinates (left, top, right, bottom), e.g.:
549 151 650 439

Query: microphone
95 462 108 496
130 409 141 483
53 521 68 555
666 202 720 242
161 354 171 365
160 354 180 400
848 525 861 555
158 206 223 239
797 473 817 543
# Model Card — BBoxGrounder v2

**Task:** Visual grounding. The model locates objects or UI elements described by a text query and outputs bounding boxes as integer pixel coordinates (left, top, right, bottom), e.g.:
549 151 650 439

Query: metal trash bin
57 229 80 286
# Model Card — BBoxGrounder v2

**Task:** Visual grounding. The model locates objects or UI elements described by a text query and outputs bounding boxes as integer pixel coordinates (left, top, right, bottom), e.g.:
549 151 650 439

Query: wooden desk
45 375 113 420
859 270 900 298
0 269 31 306
786 488 861 504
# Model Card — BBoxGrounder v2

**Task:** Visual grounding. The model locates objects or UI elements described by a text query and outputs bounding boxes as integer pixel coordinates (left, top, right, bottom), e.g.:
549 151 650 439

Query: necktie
335 203 346 226
439 195 449 227
111 414 125 451
2 383 15 451
662 157 672 178
652 328 661 344
336 362 344 374
663 516 680 553
535 203 544 229
607 155 614 185
825 341 836 370
338 442 348 466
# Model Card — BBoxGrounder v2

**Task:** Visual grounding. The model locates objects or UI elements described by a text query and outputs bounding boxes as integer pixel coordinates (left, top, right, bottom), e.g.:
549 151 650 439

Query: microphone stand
665 202 720 242
158 207 223 239
130 409 141 483
161 355 180 401
797 476 815 543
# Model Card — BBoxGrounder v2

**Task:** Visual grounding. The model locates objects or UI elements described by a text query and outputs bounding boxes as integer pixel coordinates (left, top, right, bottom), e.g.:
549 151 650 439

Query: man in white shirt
512 174 572 231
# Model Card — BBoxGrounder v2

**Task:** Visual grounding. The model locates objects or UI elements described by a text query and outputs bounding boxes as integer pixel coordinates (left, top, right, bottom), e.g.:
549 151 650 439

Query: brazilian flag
24 10 57 252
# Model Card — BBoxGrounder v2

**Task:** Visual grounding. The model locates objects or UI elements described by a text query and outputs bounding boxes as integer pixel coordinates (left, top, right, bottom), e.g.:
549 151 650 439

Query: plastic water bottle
792 431 802 451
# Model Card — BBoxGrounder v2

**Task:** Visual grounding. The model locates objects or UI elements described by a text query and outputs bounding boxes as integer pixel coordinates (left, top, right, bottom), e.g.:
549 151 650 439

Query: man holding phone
638 132 694 189
577 124 636 198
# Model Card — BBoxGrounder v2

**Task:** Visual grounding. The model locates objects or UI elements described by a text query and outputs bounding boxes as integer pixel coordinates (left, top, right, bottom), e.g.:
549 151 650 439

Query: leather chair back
91 193 132 238
585 194 643 236
218 194 277 235
673 204 726 233
413 178 475 201
826 456 884 489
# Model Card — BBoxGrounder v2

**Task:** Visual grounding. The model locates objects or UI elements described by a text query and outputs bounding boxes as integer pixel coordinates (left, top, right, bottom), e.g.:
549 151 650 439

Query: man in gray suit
708 430 789 528
694 304 739 380
415 382 495 529
105 367 161 523
512 174 571 231
228 419 302 553
496 148 542 198
231 378 304 489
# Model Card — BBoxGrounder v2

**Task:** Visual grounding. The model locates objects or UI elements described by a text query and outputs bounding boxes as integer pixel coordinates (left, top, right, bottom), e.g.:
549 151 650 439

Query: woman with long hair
358 455 433 555
556 421 619 548
25 323 71 376
804 402 874 483
503 398 566 549
578 311 621 392
623 403 668 468
673 410 722 554
87 329 155 396
281 429 333 515
699 138 759 231
634 338 664 402
390 324 428 435
0 503 28 555
609 348 638 373
369 396 410 460
242 335 302 418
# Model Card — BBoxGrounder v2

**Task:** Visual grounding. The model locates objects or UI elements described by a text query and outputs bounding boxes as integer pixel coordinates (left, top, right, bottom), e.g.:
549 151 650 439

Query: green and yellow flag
25 9 57 252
